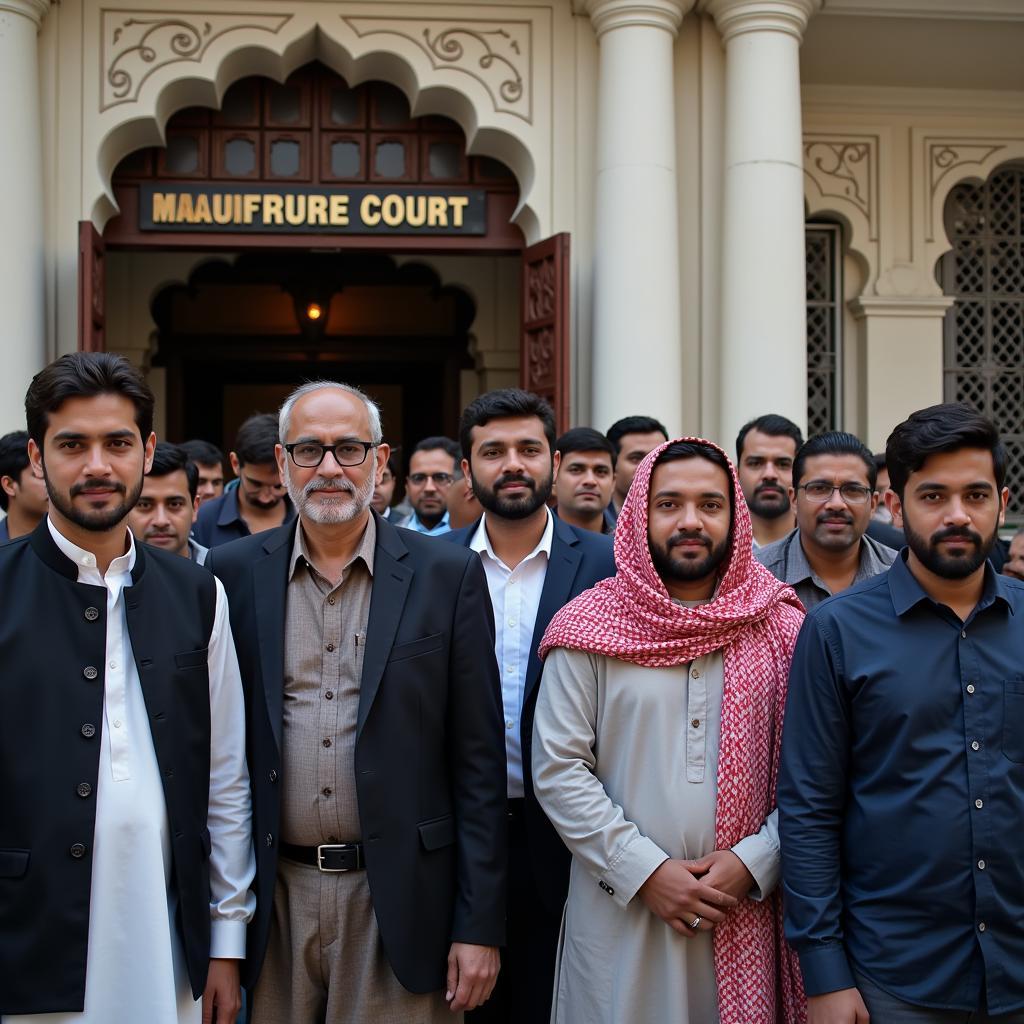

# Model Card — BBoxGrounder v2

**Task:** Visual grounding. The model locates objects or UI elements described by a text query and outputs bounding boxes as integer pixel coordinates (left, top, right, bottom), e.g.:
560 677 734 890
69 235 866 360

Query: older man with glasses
400 436 461 536
756 431 897 609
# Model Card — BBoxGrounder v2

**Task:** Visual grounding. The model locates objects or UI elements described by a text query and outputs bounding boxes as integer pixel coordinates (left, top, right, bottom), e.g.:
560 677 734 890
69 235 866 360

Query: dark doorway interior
151 252 476 457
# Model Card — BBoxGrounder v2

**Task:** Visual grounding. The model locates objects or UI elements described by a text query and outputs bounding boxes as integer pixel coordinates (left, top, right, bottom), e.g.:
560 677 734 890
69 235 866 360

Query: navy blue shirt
778 551 1024 1013
192 486 294 549
0 519 8 544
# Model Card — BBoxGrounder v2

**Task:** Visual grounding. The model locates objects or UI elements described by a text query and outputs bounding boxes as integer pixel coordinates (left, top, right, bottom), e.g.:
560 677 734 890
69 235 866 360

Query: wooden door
520 233 570 431
78 221 106 352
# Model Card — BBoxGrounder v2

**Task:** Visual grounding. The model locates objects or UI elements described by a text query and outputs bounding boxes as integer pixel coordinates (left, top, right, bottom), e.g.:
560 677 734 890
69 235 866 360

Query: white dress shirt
471 509 553 798
5 520 256 1024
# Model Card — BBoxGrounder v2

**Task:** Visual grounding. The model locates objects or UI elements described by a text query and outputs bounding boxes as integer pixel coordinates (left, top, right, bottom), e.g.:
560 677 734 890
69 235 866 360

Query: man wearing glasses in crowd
756 432 897 608
400 436 461 536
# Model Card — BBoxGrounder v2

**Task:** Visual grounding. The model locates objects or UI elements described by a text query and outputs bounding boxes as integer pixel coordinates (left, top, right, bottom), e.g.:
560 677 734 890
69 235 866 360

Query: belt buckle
316 843 350 873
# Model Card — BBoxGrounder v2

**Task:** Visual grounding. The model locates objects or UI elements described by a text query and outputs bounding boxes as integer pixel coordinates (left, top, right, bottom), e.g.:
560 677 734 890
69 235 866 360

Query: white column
707 0 820 449
587 0 692 435
0 0 50 432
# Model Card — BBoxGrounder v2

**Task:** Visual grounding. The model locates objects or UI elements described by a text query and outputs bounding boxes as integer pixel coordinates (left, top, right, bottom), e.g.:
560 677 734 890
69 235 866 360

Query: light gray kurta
532 647 779 1024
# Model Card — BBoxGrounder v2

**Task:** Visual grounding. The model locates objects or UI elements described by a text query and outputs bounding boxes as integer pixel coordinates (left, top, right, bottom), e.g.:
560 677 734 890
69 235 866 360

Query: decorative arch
87 10 548 241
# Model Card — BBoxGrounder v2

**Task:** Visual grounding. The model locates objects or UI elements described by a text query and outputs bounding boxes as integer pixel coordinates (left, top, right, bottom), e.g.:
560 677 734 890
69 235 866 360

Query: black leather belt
281 841 365 872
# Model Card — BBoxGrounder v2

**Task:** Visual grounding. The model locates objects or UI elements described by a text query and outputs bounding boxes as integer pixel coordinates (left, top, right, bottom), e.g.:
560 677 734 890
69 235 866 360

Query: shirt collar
782 528 891 589
47 515 136 577
288 514 376 583
409 509 450 534
471 507 554 569
220 485 294 528
888 547 1015 618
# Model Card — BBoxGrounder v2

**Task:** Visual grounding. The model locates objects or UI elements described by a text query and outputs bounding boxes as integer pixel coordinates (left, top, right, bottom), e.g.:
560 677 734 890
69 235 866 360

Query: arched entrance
89 61 570 447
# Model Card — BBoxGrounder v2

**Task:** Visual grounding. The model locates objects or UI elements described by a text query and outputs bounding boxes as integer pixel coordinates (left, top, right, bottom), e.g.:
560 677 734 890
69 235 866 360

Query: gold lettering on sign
381 194 404 227
428 196 448 227
308 195 328 226
284 194 306 226
176 193 195 223
263 194 284 225
212 193 233 225
193 193 212 224
449 196 468 228
361 194 382 226
329 195 349 225
152 192 176 223
243 194 260 224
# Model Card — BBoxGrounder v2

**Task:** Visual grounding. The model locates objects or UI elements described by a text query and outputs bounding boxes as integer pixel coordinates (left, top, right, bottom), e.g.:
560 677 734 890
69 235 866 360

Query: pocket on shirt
1002 678 1024 764
0 849 30 878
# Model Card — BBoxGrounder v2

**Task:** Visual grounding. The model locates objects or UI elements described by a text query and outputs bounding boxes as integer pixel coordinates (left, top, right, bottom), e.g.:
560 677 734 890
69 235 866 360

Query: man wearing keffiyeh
532 437 807 1024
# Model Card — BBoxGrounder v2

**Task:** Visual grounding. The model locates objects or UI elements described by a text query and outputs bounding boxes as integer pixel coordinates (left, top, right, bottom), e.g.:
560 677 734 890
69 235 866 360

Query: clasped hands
638 850 754 937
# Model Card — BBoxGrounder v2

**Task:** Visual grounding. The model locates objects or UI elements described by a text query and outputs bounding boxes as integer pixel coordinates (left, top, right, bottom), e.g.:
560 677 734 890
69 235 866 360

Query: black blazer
445 515 615 913
0 522 219 1014
208 513 507 992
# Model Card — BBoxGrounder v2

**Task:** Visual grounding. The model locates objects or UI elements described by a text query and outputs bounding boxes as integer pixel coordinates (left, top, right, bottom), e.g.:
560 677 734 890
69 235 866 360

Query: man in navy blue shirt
779 402 1024 1023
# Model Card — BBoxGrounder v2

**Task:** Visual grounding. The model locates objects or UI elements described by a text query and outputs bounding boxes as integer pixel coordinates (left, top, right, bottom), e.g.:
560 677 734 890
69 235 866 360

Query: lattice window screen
941 168 1024 522
806 224 842 436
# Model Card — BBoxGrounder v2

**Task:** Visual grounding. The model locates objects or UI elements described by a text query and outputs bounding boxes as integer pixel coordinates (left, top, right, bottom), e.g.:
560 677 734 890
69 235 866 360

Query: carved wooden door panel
78 221 106 352
521 233 570 431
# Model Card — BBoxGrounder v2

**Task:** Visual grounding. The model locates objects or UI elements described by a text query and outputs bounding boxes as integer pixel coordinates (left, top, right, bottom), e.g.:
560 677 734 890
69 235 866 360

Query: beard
45 471 142 533
903 514 998 580
284 463 374 524
649 530 731 584
747 482 791 520
474 468 553 521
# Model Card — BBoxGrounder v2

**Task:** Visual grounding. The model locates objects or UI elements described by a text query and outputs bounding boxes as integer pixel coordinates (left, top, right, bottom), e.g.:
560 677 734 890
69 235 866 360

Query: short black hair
555 427 615 462
792 432 877 490
459 389 556 463
148 441 198 501
179 438 224 468
383 452 400 478
606 416 669 458
872 452 887 472
25 352 154 449
409 436 461 473
735 414 804 463
652 440 735 509
232 413 279 466
0 431 30 512
886 402 1006 500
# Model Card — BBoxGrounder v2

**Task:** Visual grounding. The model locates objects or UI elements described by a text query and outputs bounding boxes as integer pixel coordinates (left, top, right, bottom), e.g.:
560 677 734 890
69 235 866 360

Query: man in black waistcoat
0 354 255 1024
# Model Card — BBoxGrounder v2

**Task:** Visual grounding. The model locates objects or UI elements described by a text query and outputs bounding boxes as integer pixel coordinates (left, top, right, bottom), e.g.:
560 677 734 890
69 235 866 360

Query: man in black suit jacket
209 381 507 1022
446 390 615 1024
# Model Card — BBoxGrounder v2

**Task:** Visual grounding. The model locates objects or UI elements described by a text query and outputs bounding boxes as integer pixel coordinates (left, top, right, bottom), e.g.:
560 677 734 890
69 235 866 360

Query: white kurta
532 646 779 1024
4 522 256 1024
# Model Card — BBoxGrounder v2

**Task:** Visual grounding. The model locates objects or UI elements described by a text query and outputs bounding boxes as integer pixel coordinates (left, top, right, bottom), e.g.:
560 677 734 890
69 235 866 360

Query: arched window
940 167 1024 521
806 221 843 435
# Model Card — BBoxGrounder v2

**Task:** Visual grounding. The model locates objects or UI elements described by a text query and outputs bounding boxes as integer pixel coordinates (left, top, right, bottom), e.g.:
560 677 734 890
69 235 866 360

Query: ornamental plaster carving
924 138 1009 242
342 17 531 121
803 136 878 238
101 10 292 110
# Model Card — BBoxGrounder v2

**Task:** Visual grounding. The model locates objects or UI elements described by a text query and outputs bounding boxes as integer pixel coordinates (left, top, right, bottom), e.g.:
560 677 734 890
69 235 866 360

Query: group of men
1 352 1023 1024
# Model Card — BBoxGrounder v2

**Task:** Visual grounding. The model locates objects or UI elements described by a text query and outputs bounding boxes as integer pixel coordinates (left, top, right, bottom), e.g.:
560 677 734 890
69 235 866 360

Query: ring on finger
688 915 702 929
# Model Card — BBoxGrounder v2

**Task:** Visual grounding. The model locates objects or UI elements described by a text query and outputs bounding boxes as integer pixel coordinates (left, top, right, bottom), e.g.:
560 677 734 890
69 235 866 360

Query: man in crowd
779 402 1024 1023
0 353 254 1023
756 431 896 609
401 436 460 535
0 429 48 541
606 415 668 520
532 438 804 1024
194 413 293 548
370 451 399 520
209 381 506 1022
446 462 480 530
179 439 225 505
447 389 614 1024
1002 527 1024 580
735 414 803 548
553 427 616 534
129 441 208 564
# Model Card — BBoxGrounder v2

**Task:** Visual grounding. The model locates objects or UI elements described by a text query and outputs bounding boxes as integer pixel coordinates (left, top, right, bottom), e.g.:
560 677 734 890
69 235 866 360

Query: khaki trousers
252 857 457 1024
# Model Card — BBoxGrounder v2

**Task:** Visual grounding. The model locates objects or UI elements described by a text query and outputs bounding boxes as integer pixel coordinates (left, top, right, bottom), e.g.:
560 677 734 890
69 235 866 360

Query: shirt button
691 668 700 679
76 782 92 798
269 769 278 783
506 719 513 730
978 859 986 870
691 718 700 728
109 661 117 670
978 922 986 932
322 787 332 797
506 665 514 673
113 720 122 729
961 630 967 639
967 684 976 694
84 607 99 621
508 618 516 627
972 740 980 751
70 843 87 858
325 690 334 700
322 738 332 748
328 596 336 605
266 833 274 847
975 798 984 809
81 723 96 738
83 666 98 681
326 643 335 652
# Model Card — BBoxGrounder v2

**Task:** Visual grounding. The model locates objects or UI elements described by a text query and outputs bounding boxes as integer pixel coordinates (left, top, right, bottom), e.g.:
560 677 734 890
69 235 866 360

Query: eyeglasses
796 481 873 505
408 472 454 487
283 441 378 468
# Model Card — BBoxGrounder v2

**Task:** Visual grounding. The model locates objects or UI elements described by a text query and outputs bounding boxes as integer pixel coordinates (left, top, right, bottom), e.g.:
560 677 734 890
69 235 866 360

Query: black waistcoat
0 521 218 1014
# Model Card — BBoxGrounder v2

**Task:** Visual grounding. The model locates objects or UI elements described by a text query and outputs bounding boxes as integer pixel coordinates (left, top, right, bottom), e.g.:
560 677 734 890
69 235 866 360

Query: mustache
667 532 711 550
932 526 982 546
754 482 784 496
817 511 853 525
71 480 125 498
303 476 356 496
496 474 535 490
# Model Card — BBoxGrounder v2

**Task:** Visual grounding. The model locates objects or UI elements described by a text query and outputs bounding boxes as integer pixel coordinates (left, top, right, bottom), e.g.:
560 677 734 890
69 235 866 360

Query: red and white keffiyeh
540 437 807 1024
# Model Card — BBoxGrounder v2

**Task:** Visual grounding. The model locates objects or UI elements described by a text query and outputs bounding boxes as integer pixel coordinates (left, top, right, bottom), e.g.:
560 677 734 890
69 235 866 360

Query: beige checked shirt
280 517 376 845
